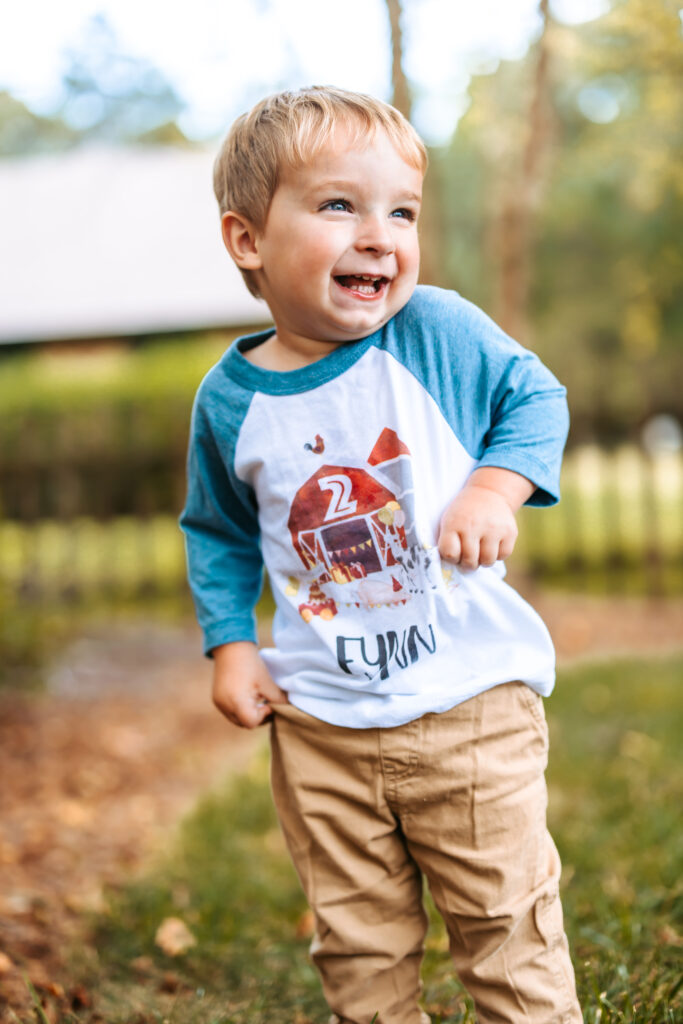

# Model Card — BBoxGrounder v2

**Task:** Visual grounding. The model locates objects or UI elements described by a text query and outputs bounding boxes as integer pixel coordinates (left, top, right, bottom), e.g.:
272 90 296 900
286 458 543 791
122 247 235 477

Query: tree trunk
495 0 554 341
385 0 411 121
383 0 442 285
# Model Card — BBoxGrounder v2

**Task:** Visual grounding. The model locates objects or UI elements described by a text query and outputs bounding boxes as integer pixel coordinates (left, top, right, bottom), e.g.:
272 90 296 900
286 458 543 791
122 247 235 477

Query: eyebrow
307 180 422 204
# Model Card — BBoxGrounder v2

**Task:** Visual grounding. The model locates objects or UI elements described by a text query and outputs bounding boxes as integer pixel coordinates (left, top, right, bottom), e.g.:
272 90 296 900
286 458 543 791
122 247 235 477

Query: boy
181 86 582 1024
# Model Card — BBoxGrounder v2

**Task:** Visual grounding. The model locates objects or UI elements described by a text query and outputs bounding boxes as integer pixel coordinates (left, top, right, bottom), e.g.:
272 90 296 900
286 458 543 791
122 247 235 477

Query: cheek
294 236 341 281
400 238 421 277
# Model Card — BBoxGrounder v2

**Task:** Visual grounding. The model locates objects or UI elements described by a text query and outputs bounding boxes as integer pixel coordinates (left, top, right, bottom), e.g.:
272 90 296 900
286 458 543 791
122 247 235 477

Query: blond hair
213 86 428 297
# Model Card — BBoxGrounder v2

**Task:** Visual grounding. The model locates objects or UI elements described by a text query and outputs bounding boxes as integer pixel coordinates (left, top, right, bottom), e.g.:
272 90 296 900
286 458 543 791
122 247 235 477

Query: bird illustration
304 434 325 454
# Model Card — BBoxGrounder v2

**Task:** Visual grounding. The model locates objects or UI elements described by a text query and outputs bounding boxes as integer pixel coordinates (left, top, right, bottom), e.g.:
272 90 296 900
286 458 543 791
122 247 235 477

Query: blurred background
0 0 681 674
1 3 682 1020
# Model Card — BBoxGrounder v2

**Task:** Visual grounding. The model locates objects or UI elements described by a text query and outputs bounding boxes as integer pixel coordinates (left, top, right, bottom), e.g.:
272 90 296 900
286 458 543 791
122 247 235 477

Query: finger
479 536 500 567
214 703 243 728
438 529 462 564
457 534 480 571
498 527 518 562
232 698 266 729
258 677 289 704
214 685 260 729
251 701 276 727
212 692 236 721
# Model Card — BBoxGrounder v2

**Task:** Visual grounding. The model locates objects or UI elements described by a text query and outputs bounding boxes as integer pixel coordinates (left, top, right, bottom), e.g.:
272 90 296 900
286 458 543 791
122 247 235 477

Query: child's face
250 127 422 360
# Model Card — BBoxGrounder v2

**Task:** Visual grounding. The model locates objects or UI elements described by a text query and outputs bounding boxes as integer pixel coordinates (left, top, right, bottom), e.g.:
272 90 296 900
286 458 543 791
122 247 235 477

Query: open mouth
334 274 388 297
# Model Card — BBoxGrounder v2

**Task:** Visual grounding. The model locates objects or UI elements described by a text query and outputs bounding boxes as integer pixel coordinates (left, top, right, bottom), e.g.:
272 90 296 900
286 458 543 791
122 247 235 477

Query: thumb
231 691 268 729
258 674 289 705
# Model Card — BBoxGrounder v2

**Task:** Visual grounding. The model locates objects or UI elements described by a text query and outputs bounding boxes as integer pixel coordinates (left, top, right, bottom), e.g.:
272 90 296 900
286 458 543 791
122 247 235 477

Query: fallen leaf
26 959 51 988
154 917 197 956
295 909 315 939
0 951 14 974
63 887 108 914
130 955 155 974
0 842 19 865
657 924 682 946
55 799 93 827
70 984 93 1009
159 971 181 993
35 980 65 1000
619 729 660 762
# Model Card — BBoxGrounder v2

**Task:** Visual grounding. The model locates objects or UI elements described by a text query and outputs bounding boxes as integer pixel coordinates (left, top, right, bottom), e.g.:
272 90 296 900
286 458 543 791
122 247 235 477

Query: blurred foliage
0 335 238 518
0 0 681 445
0 584 58 689
0 91 77 156
0 333 232 414
425 0 683 444
58 14 188 144
0 13 190 155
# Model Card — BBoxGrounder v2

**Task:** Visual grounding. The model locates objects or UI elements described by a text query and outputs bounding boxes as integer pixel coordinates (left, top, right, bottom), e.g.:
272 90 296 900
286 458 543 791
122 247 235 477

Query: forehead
280 125 424 192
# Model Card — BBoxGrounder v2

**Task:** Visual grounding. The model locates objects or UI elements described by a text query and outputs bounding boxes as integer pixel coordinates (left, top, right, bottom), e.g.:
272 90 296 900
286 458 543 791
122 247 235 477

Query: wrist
211 640 259 665
466 467 534 513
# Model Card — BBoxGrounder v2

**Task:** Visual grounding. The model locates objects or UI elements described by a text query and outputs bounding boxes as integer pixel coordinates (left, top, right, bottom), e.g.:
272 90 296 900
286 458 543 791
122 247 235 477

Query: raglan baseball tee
180 286 569 728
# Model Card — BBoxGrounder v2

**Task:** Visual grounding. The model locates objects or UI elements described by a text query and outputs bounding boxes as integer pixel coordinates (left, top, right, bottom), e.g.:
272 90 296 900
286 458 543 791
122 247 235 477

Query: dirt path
0 622 261 1018
1 596 682 1018
527 590 683 665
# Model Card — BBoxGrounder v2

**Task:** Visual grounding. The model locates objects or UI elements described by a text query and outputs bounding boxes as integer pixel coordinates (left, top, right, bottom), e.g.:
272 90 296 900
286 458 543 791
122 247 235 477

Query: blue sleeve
179 368 263 655
476 345 569 507
384 287 569 506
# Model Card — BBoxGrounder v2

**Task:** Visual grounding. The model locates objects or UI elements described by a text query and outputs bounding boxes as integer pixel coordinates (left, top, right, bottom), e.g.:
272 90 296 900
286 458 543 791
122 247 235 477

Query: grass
54 653 683 1023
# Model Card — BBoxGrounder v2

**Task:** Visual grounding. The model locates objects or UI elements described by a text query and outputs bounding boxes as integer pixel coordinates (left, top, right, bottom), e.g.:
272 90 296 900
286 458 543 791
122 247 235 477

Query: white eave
0 145 270 344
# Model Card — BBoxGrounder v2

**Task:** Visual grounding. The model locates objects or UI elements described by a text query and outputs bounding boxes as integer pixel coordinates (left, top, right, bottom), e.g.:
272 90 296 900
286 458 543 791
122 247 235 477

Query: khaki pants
270 682 582 1024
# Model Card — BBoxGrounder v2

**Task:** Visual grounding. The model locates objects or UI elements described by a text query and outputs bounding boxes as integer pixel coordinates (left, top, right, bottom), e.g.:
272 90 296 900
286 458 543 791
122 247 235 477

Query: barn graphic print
285 427 441 623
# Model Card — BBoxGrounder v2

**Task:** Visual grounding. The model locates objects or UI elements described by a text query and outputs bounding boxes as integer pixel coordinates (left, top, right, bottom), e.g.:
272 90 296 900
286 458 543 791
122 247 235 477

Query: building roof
0 145 270 344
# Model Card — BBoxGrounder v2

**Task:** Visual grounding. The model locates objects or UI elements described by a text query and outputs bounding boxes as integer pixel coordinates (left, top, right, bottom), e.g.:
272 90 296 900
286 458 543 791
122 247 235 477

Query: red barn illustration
287 429 419 621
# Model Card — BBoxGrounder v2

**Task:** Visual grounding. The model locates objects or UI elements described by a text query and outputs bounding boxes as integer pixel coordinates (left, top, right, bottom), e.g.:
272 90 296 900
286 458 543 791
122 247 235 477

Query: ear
221 211 263 270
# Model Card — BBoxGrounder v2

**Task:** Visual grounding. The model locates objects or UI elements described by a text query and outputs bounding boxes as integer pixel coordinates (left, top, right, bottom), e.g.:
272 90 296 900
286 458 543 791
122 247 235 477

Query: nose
355 213 395 256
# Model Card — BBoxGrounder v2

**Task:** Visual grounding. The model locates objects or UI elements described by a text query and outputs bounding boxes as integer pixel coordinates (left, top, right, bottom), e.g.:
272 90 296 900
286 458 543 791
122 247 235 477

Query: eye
321 199 352 212
390 207 416 221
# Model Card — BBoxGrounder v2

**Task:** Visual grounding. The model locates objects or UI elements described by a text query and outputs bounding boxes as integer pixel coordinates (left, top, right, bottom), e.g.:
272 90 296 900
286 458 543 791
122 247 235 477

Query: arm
437 466 534 570
180 397 263 649
438 304 568 569
180 387 286 727
393 291 569 568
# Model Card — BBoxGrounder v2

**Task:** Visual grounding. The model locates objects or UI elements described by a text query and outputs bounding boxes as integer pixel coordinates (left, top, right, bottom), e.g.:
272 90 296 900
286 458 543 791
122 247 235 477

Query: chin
340 306 393 332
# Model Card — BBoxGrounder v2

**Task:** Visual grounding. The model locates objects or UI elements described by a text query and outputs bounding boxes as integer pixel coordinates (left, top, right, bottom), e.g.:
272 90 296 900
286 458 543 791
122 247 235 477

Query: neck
242 332 345 371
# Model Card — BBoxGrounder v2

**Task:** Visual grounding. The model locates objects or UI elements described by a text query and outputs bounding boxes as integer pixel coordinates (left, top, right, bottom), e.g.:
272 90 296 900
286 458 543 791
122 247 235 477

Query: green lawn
57 654 683 1024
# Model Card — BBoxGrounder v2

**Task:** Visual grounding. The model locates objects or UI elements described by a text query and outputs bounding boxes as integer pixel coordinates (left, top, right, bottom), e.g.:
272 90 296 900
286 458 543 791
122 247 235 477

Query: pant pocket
516 683 549 756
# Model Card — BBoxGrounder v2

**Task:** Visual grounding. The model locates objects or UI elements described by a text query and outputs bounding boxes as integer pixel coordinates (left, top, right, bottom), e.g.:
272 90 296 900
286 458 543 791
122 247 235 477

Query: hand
437 468 534 571
211 641 288 729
